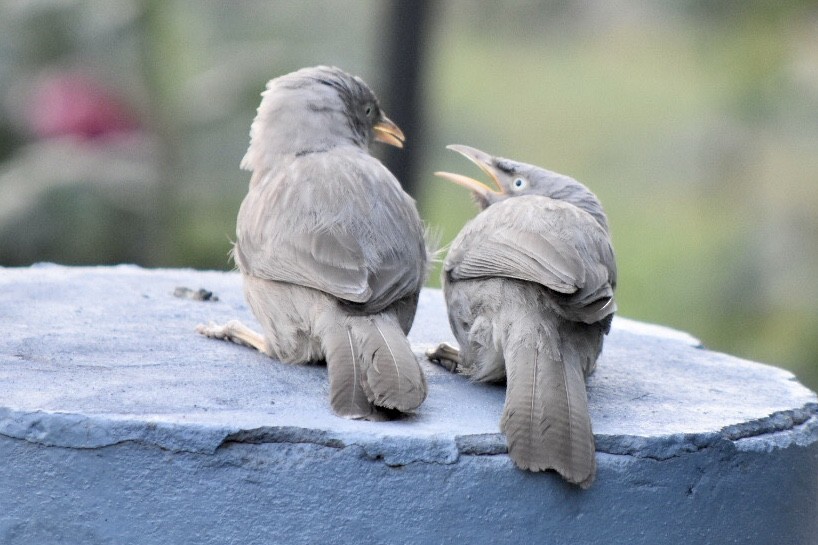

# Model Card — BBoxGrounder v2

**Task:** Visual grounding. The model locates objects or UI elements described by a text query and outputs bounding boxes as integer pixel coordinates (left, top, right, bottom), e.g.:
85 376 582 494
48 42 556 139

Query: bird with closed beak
198 66 429 420
427 145 617 488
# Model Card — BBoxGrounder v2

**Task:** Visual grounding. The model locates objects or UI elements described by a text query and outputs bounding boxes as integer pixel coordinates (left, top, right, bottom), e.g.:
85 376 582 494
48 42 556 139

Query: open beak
435 144 503 197
373 114 405 148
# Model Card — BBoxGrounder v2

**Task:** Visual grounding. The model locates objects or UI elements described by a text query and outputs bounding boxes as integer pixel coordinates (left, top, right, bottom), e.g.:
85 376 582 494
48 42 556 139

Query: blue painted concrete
1 264 817 544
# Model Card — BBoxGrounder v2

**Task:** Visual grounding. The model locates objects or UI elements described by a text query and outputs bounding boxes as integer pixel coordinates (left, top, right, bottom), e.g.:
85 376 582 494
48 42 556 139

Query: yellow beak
373 114 406 148
434 144 503 197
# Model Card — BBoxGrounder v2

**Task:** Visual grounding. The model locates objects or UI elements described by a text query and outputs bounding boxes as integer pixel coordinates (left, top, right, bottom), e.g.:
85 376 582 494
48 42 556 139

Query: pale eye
512 178 527 190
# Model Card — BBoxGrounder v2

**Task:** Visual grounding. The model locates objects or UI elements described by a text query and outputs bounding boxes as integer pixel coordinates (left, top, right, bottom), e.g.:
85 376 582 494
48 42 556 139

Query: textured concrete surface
1 264 817 545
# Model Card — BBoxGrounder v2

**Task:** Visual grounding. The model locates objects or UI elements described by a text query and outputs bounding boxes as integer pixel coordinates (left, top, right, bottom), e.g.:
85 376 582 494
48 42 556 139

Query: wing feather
446 195 616 323
234 149 426 312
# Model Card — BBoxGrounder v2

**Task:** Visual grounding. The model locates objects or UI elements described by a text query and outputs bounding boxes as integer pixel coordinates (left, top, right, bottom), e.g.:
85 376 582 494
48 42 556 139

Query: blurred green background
1 0 816 393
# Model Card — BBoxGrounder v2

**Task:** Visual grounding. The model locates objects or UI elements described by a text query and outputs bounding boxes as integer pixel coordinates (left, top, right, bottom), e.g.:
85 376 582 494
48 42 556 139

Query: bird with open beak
427 145 617 488
198 66 429 420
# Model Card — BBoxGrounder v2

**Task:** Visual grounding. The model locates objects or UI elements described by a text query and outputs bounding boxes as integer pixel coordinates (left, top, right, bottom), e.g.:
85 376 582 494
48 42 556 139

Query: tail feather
358 315 427 411
322 313 426 417
500 334 596 488
323 325 376 419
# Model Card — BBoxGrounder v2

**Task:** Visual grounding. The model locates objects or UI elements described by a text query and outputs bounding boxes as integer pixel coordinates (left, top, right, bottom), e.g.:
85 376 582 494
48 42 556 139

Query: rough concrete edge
595 403 818 460
734 413 818 453
2 403 816 466
0 408 231 454
221 427 461 466
0 407 461 466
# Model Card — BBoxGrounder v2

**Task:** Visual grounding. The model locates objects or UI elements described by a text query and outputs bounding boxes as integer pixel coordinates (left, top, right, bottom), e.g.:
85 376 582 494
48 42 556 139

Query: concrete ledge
1 264 817 544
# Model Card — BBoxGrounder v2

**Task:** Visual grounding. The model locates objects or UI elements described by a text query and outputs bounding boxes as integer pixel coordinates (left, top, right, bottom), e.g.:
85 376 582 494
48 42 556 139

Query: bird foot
425 342 462 374
196 319 270 356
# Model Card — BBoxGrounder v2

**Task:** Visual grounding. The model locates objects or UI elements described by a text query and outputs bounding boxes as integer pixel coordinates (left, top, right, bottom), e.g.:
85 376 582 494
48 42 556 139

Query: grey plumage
428 145 616 488
198 66 428 419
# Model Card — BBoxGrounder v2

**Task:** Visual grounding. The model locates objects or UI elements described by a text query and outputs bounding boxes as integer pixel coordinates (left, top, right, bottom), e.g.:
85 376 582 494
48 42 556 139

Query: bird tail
321 313 427 418
500 327 596 488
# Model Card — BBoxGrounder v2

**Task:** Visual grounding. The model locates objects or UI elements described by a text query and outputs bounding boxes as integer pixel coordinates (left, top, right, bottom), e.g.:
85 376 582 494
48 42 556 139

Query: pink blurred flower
26 73 141 140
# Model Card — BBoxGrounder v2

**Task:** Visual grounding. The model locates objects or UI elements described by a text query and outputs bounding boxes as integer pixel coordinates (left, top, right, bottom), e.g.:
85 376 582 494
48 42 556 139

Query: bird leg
425 342 462 373
196 320 271 356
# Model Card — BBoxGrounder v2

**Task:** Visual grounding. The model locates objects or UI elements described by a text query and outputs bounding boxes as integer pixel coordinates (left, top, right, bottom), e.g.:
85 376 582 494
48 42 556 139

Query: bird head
435 144 609 231
306 66 405 149
242 66 404 170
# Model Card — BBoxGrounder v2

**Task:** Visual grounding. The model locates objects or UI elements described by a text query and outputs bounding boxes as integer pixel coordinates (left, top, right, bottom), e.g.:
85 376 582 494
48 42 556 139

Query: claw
195 320 270 355
426 342 462 374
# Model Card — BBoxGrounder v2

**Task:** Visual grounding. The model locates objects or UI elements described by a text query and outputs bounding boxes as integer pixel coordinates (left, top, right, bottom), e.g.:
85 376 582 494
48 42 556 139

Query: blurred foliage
0 0 816 393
